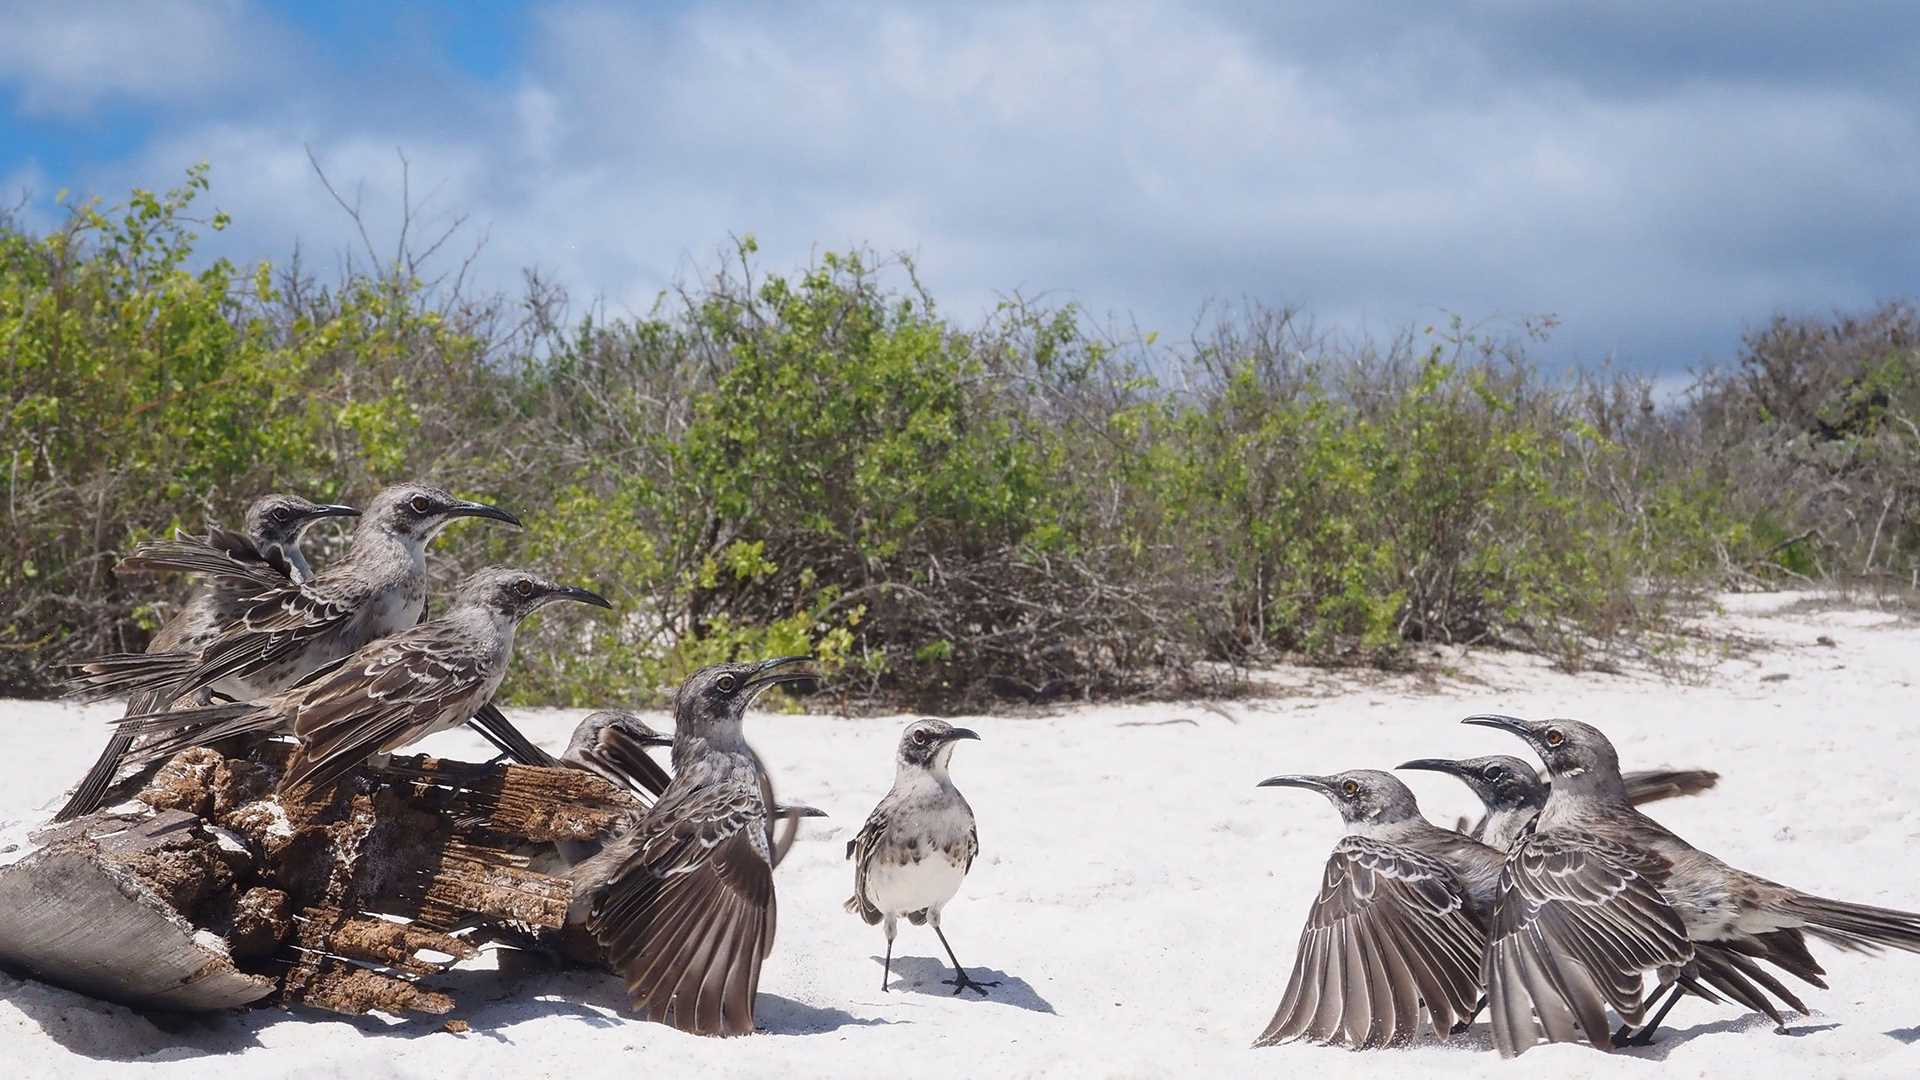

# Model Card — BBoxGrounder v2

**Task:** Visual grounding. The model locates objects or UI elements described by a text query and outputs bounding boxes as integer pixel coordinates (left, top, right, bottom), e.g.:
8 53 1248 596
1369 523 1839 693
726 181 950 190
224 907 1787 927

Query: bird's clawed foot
943 970 1000 997
1610 1024 1658 1048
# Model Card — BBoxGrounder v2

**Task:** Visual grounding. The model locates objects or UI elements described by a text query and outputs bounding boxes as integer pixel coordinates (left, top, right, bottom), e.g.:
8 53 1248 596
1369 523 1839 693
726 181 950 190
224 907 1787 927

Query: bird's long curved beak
635 730 675 747
941 727 981 743
1462 713 1531 737
1397 757 1468 777
774 803 828 819
1257 774 1331 794
551 585 613 609
300 503 361 522
447 500 523 527
745 655 816 692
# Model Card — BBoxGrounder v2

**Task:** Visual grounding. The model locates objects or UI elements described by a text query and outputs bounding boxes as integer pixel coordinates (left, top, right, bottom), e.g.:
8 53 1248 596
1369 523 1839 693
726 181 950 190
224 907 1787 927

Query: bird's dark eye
410 494 433 514
716 673 737 694
270 507 290 522
1341 779 1360 797
913 729 930 744
1544 729 1565 748
514 579 534 597
1485 766 1506 781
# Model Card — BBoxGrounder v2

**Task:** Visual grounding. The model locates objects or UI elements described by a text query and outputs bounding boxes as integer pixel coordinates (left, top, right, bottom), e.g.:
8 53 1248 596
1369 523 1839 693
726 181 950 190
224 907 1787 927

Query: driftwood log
0 741 638 1016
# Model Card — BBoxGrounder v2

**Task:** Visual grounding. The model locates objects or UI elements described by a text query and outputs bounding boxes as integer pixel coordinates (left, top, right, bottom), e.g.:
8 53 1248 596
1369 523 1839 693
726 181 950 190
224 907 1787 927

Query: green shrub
9 167 1905 705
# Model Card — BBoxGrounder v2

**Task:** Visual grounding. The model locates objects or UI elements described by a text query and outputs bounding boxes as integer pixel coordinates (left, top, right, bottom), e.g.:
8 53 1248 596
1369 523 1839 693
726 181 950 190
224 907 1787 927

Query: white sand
4 593 1918 1079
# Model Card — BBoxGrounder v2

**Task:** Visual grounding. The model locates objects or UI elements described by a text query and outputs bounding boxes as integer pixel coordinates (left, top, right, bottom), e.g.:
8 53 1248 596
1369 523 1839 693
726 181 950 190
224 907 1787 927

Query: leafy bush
5 168 1905 705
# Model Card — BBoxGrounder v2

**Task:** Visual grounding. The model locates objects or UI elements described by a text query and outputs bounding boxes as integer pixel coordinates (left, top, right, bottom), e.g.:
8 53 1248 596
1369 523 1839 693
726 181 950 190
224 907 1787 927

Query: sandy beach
3 592 1917 1079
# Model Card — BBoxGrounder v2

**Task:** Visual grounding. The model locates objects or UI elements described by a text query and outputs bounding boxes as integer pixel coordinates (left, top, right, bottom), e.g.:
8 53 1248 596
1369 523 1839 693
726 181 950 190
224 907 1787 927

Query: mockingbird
1397 755 1721 850
569 657 815 1036
52 493 359 821
67 483 550 767
1252 770 1499 1048
555 709 825 867
561 710 677 801
1464 714 1920 1056
68 483 520 705
111 568 609 794
844 719 994 996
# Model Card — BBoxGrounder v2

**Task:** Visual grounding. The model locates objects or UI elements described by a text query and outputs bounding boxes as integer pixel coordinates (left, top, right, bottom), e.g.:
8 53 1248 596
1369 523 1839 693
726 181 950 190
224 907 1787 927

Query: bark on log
0 742 642 1017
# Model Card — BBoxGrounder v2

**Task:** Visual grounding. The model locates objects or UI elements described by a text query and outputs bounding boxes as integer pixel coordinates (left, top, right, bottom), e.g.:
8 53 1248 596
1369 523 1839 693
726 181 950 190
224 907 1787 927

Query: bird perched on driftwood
69 483 520 705
1252 770 1499 1049
53 493 359 821
110 568 610 794
1397 754 1720 850
65 483 549 768
1465 714 1920 1056
569 657 815 1036
845 718 996 996
554 709 825 868
561 710 677 802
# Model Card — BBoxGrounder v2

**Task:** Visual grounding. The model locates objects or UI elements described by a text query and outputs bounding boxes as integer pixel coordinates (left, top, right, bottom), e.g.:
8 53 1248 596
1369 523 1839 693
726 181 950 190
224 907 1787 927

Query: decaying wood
0 811 274 1010
0 740 647 1018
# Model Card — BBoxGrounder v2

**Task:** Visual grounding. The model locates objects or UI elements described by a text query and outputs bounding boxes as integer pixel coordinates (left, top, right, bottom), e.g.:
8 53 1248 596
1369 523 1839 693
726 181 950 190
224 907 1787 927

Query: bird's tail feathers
63 651 196 703
116 701 276 765
843 895 883 925
1622 768 1721 805
1784 893 1920 954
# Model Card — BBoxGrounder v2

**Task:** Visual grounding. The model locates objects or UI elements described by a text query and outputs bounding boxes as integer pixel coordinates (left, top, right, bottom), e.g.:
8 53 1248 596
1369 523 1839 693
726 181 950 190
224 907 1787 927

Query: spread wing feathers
584 779 775 1036
567 721 672 798
63 650 198 703
1482 830 1693 1057
281 633 489 792
1255 836 1486 1049
842 801 894 925
115 529 289 594
172 574 372 699
1687 940 1809 1029
1622 768 1721 806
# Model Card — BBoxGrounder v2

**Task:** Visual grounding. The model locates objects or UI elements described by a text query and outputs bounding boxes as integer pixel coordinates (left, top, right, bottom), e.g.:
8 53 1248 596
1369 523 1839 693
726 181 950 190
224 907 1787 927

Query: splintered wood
0 743 642 1017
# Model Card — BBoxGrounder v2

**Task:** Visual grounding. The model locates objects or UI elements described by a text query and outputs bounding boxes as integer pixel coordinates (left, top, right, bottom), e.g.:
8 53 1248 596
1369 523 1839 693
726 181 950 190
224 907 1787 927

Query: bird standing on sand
111 568 610 794
1397 754 1720 850
1465 714 1920 1056
569 657 815 1036
844 718 996 996
1252 770 1499 1048
53 493 359 821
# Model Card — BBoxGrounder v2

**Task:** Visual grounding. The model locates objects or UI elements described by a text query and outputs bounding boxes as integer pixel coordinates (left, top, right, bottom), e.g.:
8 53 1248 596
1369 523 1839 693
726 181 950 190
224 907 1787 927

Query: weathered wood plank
0 836 273 1010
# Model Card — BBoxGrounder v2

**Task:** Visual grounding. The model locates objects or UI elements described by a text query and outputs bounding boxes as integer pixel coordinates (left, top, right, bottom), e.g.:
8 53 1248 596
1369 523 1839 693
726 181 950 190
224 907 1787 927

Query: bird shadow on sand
479 964 892 1037
757 993 895 1035
873 956 1056 1014
1612 1017 1840 1062
1883 1024 1920 1045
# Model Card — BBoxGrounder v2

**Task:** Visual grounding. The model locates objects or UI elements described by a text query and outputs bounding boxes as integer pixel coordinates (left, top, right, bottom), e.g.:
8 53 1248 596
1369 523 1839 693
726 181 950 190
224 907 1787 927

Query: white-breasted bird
845 718 995 996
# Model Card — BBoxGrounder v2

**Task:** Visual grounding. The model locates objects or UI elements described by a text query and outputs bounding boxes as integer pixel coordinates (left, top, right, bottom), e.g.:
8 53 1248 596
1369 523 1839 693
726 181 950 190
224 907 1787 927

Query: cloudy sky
3 1 1917 373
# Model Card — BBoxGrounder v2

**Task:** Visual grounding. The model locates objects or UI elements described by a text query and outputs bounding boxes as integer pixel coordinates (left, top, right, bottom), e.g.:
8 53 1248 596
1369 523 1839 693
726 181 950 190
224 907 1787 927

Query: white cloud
17 1 1920 369
0 1 289 115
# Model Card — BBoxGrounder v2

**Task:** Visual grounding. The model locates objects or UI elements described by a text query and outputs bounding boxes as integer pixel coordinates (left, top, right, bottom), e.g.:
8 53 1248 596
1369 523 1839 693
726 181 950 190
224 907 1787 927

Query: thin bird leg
1449 994 1488 1035
882 935 893 993
932 925 1001 997
1612 982 1686 1048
